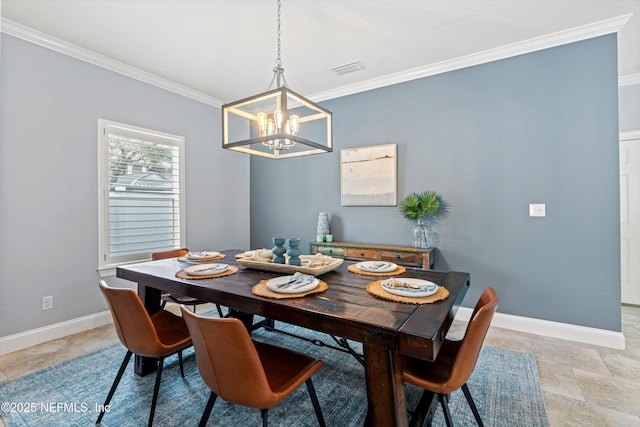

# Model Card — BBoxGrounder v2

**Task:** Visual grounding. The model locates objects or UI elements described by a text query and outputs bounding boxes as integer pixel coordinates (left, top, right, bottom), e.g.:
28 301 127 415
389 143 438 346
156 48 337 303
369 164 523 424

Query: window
98 119 185 273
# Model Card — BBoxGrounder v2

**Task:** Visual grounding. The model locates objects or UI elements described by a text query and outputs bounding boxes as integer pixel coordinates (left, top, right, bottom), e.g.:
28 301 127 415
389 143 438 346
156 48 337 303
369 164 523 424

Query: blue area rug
0 321 548 426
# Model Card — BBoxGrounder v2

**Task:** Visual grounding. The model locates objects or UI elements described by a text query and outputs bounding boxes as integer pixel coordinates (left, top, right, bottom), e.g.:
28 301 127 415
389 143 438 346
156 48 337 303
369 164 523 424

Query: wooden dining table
116 249 470 427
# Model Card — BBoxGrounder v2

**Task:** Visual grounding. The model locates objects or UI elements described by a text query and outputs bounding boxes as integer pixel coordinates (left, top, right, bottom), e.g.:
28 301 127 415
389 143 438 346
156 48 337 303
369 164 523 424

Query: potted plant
399 191 450 248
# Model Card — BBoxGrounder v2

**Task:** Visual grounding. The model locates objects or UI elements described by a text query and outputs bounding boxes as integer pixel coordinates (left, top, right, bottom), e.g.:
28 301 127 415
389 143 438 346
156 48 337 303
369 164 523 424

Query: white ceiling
2 0 640 106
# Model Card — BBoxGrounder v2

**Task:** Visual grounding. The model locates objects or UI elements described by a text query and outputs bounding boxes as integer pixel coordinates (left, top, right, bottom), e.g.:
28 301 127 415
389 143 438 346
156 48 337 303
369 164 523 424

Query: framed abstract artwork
340 143 397 206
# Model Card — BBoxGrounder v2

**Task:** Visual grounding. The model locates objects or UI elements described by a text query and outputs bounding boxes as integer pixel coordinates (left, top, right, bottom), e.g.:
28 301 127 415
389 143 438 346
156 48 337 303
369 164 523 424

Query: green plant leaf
399 190 450 223
418 191 441 216
399 193 422 222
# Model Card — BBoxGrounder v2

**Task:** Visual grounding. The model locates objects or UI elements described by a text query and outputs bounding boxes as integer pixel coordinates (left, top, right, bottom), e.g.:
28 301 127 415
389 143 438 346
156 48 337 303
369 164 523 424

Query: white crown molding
0 18 225 108
310 14 633 102
0 310 113 355
455 307 625 350
1 14 633 107
619 73 640 87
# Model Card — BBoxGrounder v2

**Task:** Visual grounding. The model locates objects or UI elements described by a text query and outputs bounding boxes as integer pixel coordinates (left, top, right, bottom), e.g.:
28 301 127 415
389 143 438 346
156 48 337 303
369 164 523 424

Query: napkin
187 251 217 259
277 272 315 289
383 279 437 292
367 262 391 270
194 264 228 274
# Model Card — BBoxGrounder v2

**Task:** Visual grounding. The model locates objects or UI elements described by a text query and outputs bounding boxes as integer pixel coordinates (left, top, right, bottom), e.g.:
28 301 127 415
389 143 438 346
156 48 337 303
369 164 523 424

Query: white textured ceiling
2 0 639 105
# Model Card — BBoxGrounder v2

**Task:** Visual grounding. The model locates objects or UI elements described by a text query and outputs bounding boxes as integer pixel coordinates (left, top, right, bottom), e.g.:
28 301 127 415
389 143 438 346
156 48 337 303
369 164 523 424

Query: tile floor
0 304 639 426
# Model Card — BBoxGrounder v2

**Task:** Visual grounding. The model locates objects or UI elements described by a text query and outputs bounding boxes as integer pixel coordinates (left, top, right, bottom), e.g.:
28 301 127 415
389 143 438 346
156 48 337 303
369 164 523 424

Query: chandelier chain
276 0 282 68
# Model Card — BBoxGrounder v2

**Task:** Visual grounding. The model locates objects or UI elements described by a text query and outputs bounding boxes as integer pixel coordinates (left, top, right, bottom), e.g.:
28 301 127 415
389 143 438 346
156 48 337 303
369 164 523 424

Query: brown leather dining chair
97 281 192 427
402 287 498 427
152 248 224 318
180 306 327 427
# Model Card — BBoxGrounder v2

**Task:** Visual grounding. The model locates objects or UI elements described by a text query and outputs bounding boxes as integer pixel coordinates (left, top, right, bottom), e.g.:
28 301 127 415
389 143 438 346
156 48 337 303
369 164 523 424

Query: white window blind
98 120 185 272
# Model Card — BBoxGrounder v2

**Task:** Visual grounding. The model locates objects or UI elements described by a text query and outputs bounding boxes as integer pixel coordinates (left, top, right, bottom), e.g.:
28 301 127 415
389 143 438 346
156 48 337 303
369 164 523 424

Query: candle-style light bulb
256 112 268 135
289 115 300 136
266 119 275 136
273 109 283 130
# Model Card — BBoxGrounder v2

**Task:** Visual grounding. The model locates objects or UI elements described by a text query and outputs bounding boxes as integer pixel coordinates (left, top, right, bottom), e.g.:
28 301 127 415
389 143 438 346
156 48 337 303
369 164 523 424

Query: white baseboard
0 308 626 356
0 311 113 356
455 308 626 350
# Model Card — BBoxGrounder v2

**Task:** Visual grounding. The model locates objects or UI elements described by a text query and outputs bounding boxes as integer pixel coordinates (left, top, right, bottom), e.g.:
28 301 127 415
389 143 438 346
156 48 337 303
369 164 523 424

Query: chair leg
261 408 269 427
96 350 132 424
216 304 224 318
305 378 326 427
178 350 185 378
198 391 218 427
148 357 165 427
461 383 484 427
440 394 454 427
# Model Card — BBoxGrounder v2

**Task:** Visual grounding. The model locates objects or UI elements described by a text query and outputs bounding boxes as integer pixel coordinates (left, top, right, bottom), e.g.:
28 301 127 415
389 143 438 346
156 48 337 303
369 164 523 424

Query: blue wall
0 34 250 337
250 35 621 332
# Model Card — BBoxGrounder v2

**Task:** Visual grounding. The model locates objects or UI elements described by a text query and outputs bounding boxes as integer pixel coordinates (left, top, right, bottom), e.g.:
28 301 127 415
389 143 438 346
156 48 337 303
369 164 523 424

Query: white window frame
97 119 185 276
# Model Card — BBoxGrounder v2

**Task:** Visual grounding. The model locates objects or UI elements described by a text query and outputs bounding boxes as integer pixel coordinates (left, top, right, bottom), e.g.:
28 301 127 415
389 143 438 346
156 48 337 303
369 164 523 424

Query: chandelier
221 0 332 159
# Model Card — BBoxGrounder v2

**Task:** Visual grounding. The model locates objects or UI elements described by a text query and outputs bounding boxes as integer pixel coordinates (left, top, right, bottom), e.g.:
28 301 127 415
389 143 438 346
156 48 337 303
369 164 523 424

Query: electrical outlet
42 295 53 310
529 204 546 217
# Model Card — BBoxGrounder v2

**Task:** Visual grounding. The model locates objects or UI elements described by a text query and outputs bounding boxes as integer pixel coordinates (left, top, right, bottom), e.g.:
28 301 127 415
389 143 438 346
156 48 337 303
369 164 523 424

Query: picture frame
340 143 397 206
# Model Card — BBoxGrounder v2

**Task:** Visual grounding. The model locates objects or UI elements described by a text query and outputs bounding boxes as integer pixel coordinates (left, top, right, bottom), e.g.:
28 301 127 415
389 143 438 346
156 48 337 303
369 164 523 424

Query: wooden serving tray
236 255 343 276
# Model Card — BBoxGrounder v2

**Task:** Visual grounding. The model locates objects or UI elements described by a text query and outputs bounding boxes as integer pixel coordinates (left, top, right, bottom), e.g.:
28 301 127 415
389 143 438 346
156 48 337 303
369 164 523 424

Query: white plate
187 251 220 260
266 275 319 294
184 263 228 276
356 261 398 273
381 278 438 298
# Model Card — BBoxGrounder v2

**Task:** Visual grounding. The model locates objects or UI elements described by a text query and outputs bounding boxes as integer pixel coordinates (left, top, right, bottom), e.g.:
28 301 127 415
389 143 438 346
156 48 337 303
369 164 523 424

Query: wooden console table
308 241 435 270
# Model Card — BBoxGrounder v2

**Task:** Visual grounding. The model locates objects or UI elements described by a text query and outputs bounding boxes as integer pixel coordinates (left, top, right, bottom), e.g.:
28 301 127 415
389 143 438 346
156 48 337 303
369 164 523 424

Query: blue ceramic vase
286 238 301 266
271 237 286 264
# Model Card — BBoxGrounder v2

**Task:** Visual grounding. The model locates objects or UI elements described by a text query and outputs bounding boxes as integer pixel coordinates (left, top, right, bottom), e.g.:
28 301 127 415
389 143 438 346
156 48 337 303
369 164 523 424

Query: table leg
227 309 257 332
408 389 438 427
362 344 408 427
135 283 162 376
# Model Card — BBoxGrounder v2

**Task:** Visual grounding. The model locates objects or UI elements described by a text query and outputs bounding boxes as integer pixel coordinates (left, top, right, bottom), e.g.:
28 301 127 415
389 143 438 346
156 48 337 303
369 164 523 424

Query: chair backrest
99 280 165 357
449 287 498 389
181 307 278 408
152 248 189 260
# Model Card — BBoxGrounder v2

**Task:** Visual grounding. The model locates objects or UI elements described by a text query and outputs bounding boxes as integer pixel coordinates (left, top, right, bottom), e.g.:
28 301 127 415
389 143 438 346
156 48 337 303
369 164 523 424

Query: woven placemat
252 280 328 299
175 265 238 280
366 279 449 304
347 264 406 276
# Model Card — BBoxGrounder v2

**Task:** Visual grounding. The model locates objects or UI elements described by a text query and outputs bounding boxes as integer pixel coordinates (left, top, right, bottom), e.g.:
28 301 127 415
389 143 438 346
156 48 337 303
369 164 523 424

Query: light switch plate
529 204 546 217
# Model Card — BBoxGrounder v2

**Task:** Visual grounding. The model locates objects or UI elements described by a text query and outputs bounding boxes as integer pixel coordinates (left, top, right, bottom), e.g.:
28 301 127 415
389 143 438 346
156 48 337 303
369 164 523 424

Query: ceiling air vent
332 61 365 75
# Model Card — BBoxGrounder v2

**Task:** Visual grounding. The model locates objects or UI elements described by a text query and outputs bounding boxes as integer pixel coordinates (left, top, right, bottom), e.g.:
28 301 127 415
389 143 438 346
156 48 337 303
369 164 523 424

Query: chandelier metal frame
221 0 333 159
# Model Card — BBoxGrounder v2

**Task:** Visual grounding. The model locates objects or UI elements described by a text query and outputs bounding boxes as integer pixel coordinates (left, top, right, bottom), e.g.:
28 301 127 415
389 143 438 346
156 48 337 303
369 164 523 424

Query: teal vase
286 238 301 266
272 237 286 264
